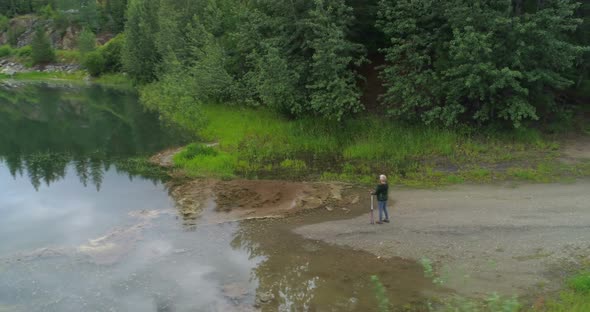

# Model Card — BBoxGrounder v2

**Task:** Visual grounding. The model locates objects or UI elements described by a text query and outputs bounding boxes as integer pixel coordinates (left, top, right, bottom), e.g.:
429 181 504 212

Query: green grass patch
173 143 235 178
92 73 133 87
542 291 590 312
163 104 587 183
55 50 81 63
568 271 590 294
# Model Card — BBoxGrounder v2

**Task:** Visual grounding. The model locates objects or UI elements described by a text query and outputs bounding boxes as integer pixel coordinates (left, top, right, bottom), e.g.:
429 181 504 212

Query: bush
279 159 307 171
38 4 55 19
0 45 13 57
53 11 70 34
82 51 106 77
31 28 55 65
177 143 218 160
16 45 32 57
78 28 96 54
7 26 24 47
569 271 590 293
99 34 124 72
0 15 8 32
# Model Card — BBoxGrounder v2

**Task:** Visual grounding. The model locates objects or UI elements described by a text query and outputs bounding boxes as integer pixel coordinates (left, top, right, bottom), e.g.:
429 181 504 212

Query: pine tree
78 28 96 54
31 26 55 65
122 0 161 83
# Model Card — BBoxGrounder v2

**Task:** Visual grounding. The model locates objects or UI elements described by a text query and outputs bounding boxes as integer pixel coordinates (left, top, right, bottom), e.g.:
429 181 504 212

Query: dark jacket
372 183 388 202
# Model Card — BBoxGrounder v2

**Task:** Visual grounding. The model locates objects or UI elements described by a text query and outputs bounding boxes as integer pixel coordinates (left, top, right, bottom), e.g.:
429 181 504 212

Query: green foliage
16 45 32 57
52 10 70 33
280 159 307 172
177 143 218 159
7 24 25 47
82 50 106 76
568 271 590 293
122 0 161 83
370 275 390 312
0 15 9 32
31 27 55 65
140 57 205 133
160 103 588 182
0 45 13 57
123 0 366 119
78 28 96 54
0 0 52 16
420 257 445 285
104 0 128 32
543 291 590 312
539 271 590 312
302 0 366 120
55 49 81 63
173 148 236 178
377 0 587 127
38 4 54 19
99 34 124 72
80 0 100 32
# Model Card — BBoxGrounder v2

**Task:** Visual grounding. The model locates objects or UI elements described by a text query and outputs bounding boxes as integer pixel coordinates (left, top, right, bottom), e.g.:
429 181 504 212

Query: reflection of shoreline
0 83 186 190
0 157 168 191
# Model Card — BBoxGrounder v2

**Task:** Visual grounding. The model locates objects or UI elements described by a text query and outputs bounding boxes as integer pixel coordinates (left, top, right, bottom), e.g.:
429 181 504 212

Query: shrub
569 271 590 293
38 4 55 19
16 45 32 57
31 28 55 65
0 14 8 32
78 28 96 54
7 25 24 47
82 51 106 77
0 45 13 57
99 34 124 72
279 159 307 171
53 11 70 34
176 143 218 160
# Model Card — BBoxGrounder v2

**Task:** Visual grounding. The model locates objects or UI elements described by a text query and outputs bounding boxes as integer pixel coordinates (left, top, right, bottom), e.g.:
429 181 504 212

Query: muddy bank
168 178 359 225
295 181 590 297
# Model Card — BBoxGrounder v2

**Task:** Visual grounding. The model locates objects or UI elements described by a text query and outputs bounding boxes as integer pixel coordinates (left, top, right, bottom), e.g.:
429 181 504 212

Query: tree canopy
2 0 588 127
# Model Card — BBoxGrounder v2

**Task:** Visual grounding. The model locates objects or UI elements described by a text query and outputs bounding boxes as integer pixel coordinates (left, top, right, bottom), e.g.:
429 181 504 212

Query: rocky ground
0 59 80 76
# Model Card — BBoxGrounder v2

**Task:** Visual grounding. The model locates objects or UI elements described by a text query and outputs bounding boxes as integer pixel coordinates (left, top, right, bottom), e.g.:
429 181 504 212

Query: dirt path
295 181 590 297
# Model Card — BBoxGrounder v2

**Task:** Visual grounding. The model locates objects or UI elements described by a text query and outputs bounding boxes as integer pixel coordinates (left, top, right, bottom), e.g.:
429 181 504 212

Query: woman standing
371 174 390 224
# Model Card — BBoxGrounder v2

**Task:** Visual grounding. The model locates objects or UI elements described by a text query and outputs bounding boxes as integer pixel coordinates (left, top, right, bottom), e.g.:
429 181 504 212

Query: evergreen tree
122 0 161 83
377 0 586 127
303 0 366 120
31 26 55 65
80 0 100 32
78 28 96 54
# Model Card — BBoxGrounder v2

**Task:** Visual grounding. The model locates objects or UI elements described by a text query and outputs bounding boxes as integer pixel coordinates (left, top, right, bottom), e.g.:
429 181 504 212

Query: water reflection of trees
230 222 433 311
0 82 186 190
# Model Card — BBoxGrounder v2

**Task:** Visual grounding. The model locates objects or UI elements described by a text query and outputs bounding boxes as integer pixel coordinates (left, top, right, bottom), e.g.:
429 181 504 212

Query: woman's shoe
383 219 390 223
376 221 383 224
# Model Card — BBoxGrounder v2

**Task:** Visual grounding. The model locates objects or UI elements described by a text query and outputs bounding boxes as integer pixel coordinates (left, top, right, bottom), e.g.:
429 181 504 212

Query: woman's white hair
380 174 387 182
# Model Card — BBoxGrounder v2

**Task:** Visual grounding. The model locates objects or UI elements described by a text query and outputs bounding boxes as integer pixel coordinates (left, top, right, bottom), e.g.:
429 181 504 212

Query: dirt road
295 181 590 297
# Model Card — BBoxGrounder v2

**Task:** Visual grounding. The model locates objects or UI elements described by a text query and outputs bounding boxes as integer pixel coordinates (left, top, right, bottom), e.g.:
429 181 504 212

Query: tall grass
171 104 566 182
539 271 590 312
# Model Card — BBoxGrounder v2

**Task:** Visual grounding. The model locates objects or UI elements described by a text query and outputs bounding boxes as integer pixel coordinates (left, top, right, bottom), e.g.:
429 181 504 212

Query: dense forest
2 0 589 129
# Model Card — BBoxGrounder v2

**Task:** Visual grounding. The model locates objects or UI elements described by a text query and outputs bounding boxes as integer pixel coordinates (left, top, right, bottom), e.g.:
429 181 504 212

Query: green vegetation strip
169 104 589 186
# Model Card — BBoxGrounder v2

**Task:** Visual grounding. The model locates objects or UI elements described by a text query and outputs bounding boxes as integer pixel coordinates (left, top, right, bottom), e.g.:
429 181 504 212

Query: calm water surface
0 82 432 312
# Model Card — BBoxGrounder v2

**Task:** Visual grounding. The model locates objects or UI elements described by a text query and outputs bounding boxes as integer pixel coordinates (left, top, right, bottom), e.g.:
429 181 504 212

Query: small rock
325 206 333 212
255 291 274 306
